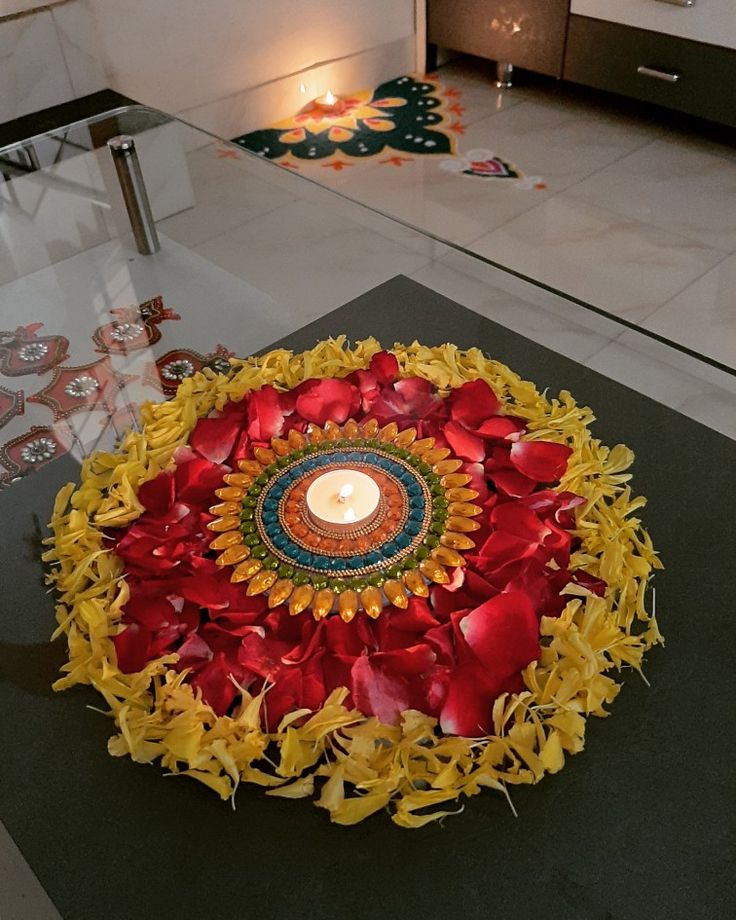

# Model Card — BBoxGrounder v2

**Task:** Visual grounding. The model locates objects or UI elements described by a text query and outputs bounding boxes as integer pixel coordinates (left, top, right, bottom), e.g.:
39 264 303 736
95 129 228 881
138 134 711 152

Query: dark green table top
1 276 734 920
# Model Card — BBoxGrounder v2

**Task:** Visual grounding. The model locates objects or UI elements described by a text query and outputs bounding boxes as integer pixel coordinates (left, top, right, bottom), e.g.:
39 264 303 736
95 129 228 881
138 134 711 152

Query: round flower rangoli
45 339 662 827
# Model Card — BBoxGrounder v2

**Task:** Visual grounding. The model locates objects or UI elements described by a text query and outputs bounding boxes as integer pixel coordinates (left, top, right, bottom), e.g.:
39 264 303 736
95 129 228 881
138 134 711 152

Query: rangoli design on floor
92 296 181 355
0 296 233 486
45 339 662 827
234 75 460 166
0 384 24 430
144 345 235 396
0 323 69 377
27 357 132 422
0 422 73 481
440 149 545 190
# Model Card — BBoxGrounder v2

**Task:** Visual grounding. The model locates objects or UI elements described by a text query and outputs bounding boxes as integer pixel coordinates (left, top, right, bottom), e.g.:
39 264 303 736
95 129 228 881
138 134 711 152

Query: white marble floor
285 59 736 375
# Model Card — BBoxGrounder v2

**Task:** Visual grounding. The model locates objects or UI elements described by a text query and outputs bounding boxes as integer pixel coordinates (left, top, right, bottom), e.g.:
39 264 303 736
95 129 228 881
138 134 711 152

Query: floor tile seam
564 174 736 256
639 249 736 334
474 177 734 263
551 132 664 200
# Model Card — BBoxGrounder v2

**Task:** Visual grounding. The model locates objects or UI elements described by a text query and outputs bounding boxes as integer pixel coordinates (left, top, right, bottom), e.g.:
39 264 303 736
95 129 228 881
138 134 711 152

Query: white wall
1 0 418 138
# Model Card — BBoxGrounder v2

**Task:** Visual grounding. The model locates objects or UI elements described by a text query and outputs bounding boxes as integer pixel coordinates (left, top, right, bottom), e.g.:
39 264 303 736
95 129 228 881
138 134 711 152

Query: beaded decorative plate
209 420 480 620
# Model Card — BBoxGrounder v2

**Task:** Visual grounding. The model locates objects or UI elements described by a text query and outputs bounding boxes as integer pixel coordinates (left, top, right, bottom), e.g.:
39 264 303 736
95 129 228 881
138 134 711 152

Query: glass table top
0 103 734 491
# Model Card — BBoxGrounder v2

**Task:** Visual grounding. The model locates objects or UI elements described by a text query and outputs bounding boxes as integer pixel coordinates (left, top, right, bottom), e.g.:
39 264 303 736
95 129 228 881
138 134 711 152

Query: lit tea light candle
313 89 342 114
306 469 380 531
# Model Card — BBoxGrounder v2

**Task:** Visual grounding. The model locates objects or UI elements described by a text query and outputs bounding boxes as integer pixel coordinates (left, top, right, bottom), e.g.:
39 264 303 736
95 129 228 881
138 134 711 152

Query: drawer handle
637 65 681 83
655 0 695 7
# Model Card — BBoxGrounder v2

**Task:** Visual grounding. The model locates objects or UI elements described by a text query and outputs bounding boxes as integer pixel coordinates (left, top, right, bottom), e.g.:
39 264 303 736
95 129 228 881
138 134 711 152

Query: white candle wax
305 469 380 529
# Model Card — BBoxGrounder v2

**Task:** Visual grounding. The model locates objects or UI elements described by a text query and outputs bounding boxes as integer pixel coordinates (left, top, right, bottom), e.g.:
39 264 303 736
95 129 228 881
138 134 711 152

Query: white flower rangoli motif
110 322 145 343
18 342 49 362
161 359 195 381
64 375 100 398
20 437 57 463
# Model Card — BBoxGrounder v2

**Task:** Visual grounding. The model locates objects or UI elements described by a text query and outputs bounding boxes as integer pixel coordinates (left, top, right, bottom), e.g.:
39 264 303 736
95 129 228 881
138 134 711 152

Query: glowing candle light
313 88 342 114
306 470 380 531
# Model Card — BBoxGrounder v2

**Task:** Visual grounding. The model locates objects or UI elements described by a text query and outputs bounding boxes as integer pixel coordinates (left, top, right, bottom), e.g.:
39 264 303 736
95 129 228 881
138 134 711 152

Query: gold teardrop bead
238 460 263 476
412 437 435 454
271 438 291 456
223 472 253 488
231 558 262 582
403 569 429 597
338 590 359 622
448 501 482 517
383 579 409 609
246 570 278 596
434 459 463 475
288 429 305 450
207 515 240 532
268 578 295 609
446 515 481 533
441 531 476 551
445 487 479 502
361 419 379 437
215 486 244 502
306 423 324 443
312 589 335 620
432 546 466 568
379 422 399 442
289 584 314 616
440 473 472 488
253 446 276 465
209 501 240 516
423 448 451 464
216 545 250 566
360 586 383 619
419 558 450 584
210 530 244 550
323 421 341 441
343 419 359 439
394 427 417 448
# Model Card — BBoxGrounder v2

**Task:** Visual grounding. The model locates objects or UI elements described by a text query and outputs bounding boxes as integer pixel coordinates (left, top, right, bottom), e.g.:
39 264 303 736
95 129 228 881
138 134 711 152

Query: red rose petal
491 502 550 543
383 596 439 632
174 457 229 504
124 595 175 630
443 420 485 463
170 574 230 610
475 416 525 440
488 467 538 498
247 385 286 441
189 413 243 464
448 379 500 429
439 660 499 736
351 654 411 725
190 652 246 716
369 350 400 384
137 472 175 516
294 377 360 426
510 440 572 482
459 591 540 677
113 623 152 673
176 633 213 670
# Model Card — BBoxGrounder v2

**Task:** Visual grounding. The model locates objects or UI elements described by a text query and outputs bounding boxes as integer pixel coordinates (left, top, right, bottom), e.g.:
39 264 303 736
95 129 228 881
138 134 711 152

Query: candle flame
299 82 306 94
324 89 337 105
337 483 353 503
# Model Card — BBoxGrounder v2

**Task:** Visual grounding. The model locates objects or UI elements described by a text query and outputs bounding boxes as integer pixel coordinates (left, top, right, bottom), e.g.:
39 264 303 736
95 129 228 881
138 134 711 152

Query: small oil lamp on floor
311 89 344 115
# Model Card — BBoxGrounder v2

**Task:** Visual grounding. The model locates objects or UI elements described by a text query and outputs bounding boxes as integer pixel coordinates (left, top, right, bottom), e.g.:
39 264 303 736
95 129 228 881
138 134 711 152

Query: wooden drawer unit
564 15 736 127
428 0 569 78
